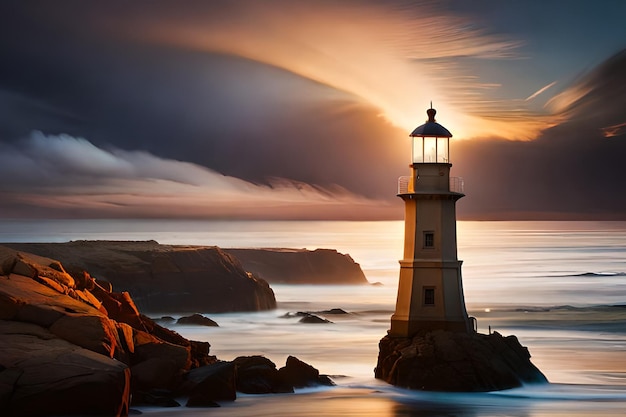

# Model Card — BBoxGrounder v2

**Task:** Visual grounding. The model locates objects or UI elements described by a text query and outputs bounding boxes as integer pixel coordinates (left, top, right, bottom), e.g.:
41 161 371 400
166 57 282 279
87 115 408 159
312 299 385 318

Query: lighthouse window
424 232 434 248
424 287 435 305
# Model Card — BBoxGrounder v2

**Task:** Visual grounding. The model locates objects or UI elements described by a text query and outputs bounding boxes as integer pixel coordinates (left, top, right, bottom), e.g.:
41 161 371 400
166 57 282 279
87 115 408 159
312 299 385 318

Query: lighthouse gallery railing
397 176 465 194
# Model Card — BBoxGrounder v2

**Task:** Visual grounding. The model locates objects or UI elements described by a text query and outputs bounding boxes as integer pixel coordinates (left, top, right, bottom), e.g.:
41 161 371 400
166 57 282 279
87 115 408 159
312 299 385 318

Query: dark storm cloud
0 1 411 204
1 1 625 220
453 50 626 219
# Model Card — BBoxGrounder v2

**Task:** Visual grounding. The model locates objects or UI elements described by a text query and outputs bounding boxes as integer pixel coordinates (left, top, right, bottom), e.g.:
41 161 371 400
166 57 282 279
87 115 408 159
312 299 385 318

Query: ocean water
2 219 626 416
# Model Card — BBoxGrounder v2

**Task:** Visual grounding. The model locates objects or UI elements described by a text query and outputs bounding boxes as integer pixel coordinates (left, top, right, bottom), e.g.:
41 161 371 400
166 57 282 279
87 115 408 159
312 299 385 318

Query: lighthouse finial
426 104 436 122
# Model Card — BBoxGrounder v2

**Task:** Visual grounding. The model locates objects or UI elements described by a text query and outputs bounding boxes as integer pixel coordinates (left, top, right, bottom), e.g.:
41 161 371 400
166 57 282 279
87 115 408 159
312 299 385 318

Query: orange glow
602 121 626 138
115 2 559 141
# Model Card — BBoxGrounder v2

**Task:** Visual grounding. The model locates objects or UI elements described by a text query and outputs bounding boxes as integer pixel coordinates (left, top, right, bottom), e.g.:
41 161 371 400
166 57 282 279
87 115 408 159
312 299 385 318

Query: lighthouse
389 107 471 337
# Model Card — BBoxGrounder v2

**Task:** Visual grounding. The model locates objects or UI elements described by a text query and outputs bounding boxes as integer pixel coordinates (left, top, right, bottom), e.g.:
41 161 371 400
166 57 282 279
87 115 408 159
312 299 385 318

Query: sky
1 0 625 220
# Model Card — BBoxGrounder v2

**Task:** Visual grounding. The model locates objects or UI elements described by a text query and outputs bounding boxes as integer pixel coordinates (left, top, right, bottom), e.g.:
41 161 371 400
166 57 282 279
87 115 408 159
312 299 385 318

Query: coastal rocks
224 248 369 284
298 313 332 324
185 361 237 407
130 329 192 391
318 308 349 315
233 355 294 394
0 246 213 415
231 355 333 394
280 311 339 323
375 330 548 392
278 355 335 388
0 320 131 417
177 313 219 326
0 244 336 415
5 241 276 314
181 355 333 406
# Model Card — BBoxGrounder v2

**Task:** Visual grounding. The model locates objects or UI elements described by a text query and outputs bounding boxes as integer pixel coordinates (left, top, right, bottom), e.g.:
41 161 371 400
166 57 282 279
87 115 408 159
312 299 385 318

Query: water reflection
137 383 626 417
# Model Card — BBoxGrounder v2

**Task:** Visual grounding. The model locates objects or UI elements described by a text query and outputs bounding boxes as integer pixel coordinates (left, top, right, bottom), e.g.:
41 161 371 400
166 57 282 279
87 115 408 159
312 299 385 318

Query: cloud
63 0 548 140
135 1 520 137
602 122 626 138
525 81 557 101
0 132 396 219
452 49 626 220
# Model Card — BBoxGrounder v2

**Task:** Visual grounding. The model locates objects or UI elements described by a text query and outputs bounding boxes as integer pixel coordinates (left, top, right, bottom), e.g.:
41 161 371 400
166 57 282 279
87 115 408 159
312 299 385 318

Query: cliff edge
4 241 276 313
224 248 368 284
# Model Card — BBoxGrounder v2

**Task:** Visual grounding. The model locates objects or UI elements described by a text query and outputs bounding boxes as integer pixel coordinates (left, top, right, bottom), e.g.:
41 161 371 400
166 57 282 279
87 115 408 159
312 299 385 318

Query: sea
2 219 626 417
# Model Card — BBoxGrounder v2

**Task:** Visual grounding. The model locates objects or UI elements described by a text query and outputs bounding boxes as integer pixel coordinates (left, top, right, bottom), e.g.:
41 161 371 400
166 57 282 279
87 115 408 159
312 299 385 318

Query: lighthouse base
389 316 469 337
375 330 547 392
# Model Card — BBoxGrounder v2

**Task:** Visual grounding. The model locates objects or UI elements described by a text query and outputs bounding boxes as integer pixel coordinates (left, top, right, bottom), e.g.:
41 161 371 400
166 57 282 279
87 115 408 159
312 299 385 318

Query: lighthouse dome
410 108 452 138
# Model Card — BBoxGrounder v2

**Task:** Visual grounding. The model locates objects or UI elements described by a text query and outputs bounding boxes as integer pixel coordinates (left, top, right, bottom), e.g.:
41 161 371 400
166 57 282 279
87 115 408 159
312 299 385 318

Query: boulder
232 356 293 394
139 314 215 369
278 355 334 388
49 314 121 359
0 320 130 417
185 361 237 407
177 313 219 327
375 330 548 392
298 313 332 324
90 283 146 330
130 329 191 391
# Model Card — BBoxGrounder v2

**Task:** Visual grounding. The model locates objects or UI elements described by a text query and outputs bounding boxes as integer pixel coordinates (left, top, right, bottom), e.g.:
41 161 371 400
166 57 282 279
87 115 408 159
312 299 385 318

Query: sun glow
115 1 554 141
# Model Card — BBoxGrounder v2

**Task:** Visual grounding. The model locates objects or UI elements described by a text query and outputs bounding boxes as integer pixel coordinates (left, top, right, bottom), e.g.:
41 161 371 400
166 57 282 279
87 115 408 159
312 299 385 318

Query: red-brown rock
0 320 130 417
4 241 277 313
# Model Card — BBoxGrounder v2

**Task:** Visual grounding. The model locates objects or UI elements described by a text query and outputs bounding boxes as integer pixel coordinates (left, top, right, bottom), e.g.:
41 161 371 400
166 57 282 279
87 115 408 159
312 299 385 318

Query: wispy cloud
525 81 557 101
602 121 626 138
98 0 552 141
0 132 394 219
545 84 593 114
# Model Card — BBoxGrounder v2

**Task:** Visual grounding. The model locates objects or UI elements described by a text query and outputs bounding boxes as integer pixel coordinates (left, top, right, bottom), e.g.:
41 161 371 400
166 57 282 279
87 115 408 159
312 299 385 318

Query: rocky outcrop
185 361 237 407
298 313 333 324
0 246 214 416
224 248 368 284
278 355 335 388
4 241 276 313
375 330 548 392
177 313 219 327
0 245 335 416
181 354 334 407
0 320 131 417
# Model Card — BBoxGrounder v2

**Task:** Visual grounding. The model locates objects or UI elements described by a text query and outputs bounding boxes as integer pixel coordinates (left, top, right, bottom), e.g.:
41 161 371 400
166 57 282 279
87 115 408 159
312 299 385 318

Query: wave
550 271 626 278
511 304 626 312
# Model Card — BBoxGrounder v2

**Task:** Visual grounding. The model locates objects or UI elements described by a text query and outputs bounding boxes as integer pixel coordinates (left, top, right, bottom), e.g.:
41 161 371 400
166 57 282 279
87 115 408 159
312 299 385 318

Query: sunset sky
1 0 625 220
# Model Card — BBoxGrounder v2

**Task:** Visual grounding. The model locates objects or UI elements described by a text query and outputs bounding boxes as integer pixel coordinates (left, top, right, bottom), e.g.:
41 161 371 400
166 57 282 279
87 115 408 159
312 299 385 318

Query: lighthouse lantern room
389 107 471 337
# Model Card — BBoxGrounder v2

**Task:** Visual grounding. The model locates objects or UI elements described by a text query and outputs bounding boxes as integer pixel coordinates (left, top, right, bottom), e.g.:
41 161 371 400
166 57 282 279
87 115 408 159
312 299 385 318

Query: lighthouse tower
389 107 471 337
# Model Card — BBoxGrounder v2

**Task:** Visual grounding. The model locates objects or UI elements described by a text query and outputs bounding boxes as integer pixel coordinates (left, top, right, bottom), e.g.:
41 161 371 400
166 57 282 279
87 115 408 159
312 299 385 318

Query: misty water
2 220 626 416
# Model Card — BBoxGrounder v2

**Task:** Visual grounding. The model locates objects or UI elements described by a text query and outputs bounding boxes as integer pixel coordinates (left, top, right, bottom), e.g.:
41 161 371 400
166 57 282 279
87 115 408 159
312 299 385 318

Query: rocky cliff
5 241 276 313
224 248 368 284
0 246 333 416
